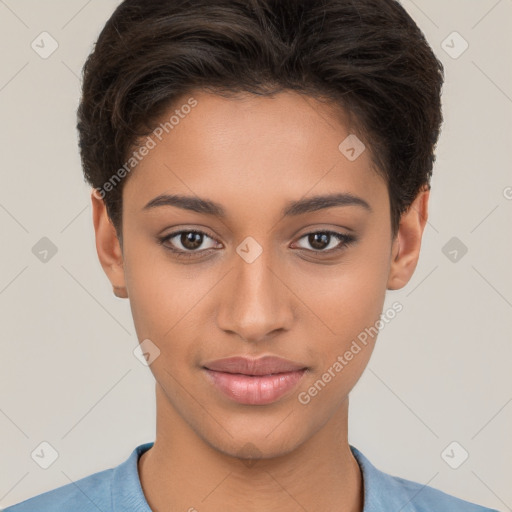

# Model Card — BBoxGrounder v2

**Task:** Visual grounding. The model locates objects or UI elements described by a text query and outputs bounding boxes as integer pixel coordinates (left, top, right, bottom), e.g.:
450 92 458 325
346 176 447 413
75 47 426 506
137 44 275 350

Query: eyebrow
142 192 372 217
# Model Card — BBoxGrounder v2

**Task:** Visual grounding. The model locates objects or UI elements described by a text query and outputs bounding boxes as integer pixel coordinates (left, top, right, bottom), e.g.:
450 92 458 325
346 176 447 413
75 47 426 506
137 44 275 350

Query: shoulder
2 442 153 512
1 467 113 512
388 473 499 512
349 445 499 512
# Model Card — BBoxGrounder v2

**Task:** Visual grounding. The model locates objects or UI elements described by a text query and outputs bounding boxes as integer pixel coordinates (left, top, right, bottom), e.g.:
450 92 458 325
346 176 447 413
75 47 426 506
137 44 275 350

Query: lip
202 356 308 405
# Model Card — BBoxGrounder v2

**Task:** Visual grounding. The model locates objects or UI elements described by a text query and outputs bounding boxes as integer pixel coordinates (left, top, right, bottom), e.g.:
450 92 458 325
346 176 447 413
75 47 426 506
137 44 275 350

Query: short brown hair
77 0 444 240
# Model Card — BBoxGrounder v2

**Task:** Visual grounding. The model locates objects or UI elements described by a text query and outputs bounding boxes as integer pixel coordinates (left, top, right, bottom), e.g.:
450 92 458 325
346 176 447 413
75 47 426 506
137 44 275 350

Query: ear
387 186 430 291
91 189 128 299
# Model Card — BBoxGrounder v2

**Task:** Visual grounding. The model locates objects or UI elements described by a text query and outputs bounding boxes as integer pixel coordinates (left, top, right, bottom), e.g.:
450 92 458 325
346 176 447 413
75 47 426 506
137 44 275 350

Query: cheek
299 236 391 393
297 261 388 411
301 250 390 342
122 239 182 339
123 238 219 348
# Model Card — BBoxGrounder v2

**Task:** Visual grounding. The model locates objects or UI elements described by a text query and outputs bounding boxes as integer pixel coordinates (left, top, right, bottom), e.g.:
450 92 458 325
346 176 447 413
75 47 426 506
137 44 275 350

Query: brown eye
159 230 219 256
179 231 204 250
294 231 356 253
308 232 330 250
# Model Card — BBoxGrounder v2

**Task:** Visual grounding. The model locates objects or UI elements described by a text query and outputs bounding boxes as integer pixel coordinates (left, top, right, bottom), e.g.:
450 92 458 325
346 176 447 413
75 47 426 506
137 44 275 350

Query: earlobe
387 187 430 291
91 190 128 299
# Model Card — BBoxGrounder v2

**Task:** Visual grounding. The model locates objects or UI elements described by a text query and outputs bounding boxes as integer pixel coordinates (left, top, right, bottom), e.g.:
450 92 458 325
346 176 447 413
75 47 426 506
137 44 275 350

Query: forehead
122 90 388 218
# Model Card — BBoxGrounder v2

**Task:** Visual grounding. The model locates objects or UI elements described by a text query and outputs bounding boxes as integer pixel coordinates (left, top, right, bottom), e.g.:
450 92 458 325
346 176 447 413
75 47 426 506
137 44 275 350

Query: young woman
4 0 499 510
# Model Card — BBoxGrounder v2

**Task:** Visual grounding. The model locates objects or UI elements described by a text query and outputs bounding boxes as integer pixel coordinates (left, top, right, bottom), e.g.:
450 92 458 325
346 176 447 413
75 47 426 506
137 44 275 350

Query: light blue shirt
3 442 499 511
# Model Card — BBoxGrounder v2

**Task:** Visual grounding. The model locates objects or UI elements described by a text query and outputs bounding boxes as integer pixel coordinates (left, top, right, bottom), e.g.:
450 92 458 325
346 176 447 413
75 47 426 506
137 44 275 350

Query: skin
92 90 428 512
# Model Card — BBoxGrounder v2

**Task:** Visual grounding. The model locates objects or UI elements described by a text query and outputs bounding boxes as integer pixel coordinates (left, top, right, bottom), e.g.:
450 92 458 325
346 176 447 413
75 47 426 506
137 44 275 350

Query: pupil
310 233 329 250
182 232 202 250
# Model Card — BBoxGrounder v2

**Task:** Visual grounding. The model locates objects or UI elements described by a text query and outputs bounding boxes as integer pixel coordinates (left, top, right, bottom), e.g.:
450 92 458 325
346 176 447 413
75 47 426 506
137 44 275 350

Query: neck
138 384 364 512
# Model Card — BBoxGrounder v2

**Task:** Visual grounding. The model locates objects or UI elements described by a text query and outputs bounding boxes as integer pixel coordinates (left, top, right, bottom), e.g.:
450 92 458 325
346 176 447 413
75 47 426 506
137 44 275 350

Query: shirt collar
112 441 154 512
350 444 418 512
112 441 416 512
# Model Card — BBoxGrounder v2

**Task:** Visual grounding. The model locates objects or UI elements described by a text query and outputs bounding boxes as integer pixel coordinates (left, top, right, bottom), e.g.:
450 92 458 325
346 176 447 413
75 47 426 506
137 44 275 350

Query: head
78 0 443 458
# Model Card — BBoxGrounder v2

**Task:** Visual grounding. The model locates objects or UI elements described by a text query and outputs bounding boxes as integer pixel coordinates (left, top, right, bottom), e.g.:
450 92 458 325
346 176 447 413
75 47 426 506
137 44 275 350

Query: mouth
202 355 308 405
203 355 308 375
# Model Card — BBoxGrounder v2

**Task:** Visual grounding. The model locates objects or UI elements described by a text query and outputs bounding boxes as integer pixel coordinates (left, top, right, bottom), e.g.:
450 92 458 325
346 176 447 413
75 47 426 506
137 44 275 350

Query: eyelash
158 229 357 259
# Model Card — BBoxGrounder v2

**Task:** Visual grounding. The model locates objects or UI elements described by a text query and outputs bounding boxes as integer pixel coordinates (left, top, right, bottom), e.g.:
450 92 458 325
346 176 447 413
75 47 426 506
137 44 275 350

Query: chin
197 417 309 462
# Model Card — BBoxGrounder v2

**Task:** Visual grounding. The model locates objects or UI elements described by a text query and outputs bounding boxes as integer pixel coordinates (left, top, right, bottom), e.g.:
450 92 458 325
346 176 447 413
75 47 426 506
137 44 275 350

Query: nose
216 243 294 343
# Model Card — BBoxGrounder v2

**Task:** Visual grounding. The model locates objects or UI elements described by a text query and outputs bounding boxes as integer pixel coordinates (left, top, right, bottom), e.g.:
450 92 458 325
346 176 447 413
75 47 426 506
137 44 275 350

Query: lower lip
203 368 307 405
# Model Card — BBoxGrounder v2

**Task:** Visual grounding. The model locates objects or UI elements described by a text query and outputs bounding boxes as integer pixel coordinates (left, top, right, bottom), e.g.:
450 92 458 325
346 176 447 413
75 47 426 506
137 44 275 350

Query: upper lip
203 356 307 376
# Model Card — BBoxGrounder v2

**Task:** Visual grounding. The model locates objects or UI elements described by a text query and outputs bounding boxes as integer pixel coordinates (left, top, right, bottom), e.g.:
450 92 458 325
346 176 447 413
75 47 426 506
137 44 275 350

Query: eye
158 228 356 260
293 231 356 253
158 230 220 258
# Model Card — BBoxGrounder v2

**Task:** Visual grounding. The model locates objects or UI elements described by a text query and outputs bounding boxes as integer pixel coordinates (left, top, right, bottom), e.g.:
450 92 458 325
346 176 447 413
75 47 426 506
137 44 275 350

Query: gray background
0 0 511 510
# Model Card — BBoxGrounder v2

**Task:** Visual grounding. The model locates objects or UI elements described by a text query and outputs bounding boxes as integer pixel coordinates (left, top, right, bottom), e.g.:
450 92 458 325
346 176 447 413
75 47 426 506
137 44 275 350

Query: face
93 90 426 458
